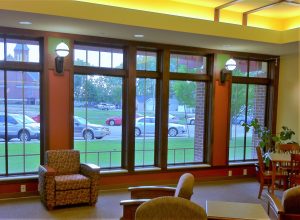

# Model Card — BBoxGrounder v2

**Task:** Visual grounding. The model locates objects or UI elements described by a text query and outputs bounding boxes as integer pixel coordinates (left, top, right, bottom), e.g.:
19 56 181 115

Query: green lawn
229 137 257 161
0 136 257 174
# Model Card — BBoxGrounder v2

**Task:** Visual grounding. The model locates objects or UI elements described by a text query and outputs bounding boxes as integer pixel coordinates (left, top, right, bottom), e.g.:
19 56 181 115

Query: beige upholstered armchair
38 150 100 210
135 196 207 220
267 186 300 220
120 173 194 220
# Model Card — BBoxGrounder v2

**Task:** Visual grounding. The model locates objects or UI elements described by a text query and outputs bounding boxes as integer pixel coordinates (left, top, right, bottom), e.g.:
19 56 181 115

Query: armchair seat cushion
55 174 91 191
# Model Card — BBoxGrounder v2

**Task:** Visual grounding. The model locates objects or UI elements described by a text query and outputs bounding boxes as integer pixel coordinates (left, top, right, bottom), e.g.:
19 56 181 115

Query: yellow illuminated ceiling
77 0 300 30
0 0 298 44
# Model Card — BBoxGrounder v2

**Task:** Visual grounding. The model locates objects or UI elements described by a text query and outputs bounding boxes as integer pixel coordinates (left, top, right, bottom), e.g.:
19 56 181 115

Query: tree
172 81 196 107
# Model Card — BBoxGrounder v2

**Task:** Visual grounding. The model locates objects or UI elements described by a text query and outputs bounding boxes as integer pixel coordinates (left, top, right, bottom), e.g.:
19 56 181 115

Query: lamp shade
225 58 237 71
55 42 69 57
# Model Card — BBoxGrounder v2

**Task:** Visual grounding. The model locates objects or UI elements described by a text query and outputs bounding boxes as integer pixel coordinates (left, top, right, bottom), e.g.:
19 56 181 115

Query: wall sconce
220 58 237 84
55 42 69 74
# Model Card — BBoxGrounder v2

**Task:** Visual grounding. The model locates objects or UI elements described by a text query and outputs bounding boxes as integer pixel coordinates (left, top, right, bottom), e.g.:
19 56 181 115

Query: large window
168 54 207 165
73 44 124 169
0 37 41 175
229 59 268 161
73 74 123 168
135 50 158 167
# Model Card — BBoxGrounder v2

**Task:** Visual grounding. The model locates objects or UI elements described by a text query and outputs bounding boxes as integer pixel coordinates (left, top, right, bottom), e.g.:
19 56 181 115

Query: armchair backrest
135 196 207 220
174 173 194 199
45 150 80 174
282 186 300 214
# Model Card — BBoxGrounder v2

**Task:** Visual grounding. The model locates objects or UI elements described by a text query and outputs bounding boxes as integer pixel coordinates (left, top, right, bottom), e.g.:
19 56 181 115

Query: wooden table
268 152 291 193
206 200 270 220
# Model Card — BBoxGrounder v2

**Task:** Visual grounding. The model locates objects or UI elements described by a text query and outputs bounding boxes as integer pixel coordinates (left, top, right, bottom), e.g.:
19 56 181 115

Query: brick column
194 82 206 162
252 85 267 157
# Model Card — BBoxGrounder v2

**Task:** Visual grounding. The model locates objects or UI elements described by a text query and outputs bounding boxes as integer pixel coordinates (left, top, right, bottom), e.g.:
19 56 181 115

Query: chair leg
258 180 264 199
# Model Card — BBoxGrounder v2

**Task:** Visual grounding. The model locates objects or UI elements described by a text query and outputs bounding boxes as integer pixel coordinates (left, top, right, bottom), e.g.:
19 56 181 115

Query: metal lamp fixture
220 58 236 84
55 42 69 74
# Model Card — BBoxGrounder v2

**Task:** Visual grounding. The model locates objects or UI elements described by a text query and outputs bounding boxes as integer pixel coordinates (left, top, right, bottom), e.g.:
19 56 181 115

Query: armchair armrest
120 199 150 220
80 163 100 205
39 165 56 176
266 193 284 216
129 186 176 199
80 163 100 177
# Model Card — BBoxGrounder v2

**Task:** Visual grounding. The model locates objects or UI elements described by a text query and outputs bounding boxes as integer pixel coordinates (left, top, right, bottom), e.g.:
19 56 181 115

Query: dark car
232 114 254 125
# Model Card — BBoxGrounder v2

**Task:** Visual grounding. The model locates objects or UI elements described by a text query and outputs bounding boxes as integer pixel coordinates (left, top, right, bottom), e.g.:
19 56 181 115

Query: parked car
187 117 195 125
168 114 179 123
135 116 186 137
32 114 40 123
0 113 40 141
97 103 116 110
105 113 143 126
74 116 110 140
105 116 122 126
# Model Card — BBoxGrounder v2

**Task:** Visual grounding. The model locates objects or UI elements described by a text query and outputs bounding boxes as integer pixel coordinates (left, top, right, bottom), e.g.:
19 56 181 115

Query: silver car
74 116 110 140
0 113 40 141
135 116 186 137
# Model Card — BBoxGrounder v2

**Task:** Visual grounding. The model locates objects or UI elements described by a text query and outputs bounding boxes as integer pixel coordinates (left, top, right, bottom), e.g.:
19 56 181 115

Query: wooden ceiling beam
242 0 285 26
214 0 243 22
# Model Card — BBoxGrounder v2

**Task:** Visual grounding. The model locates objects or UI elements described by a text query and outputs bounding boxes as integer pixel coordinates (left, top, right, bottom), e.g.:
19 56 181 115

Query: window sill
134 167 161 172
0 175 38 182
168 164 211 170
229 161 258 166
100 169 128 175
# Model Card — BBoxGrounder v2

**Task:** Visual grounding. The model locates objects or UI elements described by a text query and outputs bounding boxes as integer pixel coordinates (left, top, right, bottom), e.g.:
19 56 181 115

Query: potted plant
242 118 296 166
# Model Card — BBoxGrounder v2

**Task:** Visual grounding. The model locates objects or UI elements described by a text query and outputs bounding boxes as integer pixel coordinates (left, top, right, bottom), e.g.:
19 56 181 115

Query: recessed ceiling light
134 34 144 38
19 21 32 25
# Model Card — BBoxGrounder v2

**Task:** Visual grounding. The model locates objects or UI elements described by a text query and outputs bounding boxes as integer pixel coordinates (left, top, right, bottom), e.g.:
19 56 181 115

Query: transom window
136 50 157 71
170 53 206 74
74 45 123 69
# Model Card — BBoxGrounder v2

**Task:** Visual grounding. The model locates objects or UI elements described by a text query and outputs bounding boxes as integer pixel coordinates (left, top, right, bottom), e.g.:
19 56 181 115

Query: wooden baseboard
0 191 39 200
99 175 256 191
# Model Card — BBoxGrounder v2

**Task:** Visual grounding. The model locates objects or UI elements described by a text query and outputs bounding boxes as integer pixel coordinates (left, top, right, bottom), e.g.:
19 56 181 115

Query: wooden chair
289 154 300 187
120 173 194 220
277 144 300 169
277 144 300 154
256 147 288 198
266 186 300 220
277 144 300 187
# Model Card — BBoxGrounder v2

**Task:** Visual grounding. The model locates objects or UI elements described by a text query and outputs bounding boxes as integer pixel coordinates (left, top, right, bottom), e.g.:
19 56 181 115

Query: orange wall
48 70 71 149
212 81 230 166
211 54 231 166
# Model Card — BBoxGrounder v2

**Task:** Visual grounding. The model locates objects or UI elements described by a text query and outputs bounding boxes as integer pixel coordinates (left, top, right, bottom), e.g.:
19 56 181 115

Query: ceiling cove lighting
18 21 32 25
